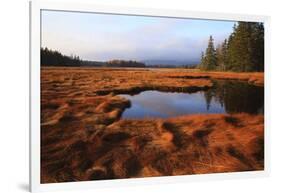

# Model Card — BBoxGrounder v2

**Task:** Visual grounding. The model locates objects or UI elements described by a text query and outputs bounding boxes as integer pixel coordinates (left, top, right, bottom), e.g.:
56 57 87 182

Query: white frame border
30 0 271 192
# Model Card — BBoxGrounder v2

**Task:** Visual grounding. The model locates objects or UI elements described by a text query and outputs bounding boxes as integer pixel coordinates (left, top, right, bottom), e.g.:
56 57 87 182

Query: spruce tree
250 23 264 71
220 39 228 71
216 44 223 70
199 51 206 70
204 36 217 70
226 22 264 72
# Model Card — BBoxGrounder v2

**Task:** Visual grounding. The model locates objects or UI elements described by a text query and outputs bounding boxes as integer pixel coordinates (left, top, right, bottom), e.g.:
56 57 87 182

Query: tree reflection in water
204 80 264 114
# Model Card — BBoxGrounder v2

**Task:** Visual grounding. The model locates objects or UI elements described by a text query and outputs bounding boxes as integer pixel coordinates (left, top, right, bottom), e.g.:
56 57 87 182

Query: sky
41 10 236 65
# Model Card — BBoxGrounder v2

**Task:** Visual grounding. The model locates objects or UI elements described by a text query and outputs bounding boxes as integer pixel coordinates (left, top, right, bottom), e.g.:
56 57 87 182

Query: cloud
41 10 235 64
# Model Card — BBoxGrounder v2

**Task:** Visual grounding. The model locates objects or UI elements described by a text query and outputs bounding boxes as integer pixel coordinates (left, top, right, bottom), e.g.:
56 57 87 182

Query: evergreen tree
215 39 228 71
216 44 223 71
201 22 264 72
204 36 217 70
226 22 264 72
228 22 251 71
225 33 234 71
199 51 206 70
221 39 228 71
250 23 264 71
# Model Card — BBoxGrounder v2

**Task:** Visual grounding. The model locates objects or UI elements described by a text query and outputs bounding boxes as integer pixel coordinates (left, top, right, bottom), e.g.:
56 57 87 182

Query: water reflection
120 80 264 119
207 80 264 114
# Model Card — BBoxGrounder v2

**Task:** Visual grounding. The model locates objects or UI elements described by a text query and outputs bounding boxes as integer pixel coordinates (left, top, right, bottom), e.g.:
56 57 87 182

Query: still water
119 80 264 119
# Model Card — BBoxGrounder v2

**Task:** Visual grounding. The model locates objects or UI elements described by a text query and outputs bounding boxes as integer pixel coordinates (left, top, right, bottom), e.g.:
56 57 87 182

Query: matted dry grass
41 67 264 183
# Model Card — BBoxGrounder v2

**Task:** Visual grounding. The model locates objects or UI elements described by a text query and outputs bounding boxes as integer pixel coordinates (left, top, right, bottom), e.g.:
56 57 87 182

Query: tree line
105 60 145 68
199 22 264 72
41 47 81 66
41 48 146 67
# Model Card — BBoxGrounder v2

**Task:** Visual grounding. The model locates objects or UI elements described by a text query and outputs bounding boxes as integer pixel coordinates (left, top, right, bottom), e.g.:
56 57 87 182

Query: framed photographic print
30 0 270 192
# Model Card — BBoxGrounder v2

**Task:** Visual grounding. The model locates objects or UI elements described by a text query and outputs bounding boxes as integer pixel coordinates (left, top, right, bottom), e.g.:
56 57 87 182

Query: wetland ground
41 67 264 183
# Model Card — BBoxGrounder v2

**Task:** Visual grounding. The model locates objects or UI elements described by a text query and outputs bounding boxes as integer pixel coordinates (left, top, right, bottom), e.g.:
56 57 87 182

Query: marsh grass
40 67 264 183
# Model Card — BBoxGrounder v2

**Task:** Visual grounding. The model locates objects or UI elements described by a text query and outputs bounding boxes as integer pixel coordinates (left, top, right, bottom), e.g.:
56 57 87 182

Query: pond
119 80 264 119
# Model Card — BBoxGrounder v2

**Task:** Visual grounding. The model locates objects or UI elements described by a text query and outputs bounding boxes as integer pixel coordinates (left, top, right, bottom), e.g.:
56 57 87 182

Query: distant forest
41 48 146 68
41 47 82 66
199 22 264 72
105 60 145 68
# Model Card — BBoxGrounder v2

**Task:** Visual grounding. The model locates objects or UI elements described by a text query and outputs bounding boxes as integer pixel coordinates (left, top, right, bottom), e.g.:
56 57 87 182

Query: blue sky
41 10 236 64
